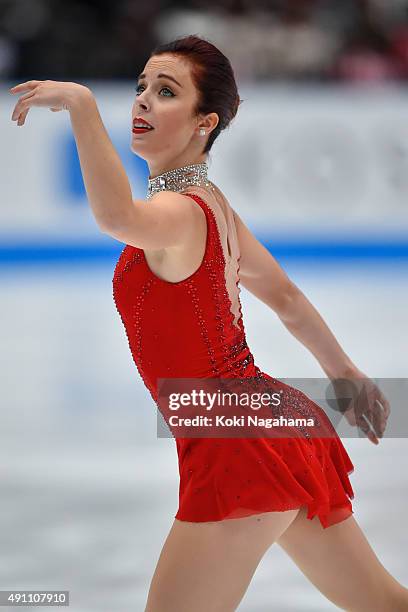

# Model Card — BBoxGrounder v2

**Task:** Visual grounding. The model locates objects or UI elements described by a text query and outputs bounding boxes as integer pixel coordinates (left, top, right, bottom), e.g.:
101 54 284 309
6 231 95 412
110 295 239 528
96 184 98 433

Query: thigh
277 506 404 612
144 508 300 612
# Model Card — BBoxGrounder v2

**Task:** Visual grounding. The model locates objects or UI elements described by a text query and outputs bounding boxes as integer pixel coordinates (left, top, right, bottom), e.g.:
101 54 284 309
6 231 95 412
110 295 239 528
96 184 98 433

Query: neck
147 158 213 200
148 154 208 180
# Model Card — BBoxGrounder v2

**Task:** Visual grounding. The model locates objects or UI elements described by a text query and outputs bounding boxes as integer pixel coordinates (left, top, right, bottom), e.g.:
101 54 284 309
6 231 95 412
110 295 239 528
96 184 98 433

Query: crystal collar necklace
147 161 213 200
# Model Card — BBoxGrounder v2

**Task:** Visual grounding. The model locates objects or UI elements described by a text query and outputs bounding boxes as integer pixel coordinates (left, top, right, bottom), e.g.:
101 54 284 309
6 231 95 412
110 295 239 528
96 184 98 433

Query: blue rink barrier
0 237 408 265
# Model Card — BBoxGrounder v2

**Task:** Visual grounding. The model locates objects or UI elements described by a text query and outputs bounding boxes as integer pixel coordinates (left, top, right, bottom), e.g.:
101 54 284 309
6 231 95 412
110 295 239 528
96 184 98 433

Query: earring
199 128 206 136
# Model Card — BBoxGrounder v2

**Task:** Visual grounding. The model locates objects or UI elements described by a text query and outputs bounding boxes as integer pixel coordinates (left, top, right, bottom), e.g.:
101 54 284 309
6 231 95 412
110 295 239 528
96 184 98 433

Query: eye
135 84 174 97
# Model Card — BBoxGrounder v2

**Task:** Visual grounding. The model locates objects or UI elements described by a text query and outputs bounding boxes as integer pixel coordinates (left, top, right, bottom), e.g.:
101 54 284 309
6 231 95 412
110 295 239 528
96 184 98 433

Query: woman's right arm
9 80 194 248
67 88 204 250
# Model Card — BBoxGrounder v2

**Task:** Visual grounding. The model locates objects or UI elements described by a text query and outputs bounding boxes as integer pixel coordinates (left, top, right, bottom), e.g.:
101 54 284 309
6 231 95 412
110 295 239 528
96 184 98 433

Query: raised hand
10 79 91 126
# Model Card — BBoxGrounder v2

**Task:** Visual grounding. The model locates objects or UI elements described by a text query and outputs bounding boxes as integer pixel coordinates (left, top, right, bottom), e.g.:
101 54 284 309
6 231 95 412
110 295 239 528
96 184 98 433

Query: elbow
98 201 142 242
99 220 117 235
98 212 131 240
98 204 136 238
99 222 127 243
276 284 303 323
98 221 117 238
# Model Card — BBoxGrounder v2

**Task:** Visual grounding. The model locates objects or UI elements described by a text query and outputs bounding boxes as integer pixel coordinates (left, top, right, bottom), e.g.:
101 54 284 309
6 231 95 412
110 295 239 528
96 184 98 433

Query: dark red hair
149 34 243 154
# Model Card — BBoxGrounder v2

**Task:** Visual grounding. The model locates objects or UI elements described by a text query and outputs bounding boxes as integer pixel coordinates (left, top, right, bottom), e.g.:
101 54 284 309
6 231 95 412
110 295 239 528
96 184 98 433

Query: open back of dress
180 181 242 331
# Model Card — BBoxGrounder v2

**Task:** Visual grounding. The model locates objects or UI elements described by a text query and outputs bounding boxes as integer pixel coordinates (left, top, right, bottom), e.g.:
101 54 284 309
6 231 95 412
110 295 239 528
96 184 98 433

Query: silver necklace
147 161 214 200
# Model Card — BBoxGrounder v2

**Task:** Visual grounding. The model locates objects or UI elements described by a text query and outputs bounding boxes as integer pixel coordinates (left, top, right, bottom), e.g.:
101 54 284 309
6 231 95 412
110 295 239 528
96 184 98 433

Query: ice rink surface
1 259 407 611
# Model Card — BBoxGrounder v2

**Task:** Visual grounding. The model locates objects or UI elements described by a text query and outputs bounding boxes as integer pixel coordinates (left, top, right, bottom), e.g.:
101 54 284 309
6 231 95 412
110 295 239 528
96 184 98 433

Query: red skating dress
112 188 355 529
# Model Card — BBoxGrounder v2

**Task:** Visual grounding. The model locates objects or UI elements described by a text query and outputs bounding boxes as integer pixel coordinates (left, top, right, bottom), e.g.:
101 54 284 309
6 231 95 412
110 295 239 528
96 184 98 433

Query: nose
136 90 149 111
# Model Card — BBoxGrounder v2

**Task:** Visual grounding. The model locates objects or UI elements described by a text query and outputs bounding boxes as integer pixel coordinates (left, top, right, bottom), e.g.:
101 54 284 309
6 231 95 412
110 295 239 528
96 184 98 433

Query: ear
199 112 219 134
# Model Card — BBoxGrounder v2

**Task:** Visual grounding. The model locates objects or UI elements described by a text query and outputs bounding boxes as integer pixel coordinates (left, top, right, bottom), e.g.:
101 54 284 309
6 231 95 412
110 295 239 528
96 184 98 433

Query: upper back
180 181 242 330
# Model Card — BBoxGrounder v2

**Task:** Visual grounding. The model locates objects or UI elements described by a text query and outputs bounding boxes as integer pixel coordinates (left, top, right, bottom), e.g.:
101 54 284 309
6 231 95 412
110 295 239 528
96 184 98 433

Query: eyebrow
137 72 183 88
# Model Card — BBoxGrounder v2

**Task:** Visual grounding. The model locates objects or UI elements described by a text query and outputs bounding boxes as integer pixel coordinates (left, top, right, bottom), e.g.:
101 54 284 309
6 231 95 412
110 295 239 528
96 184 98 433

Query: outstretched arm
232 208 359 381
233 208 391 444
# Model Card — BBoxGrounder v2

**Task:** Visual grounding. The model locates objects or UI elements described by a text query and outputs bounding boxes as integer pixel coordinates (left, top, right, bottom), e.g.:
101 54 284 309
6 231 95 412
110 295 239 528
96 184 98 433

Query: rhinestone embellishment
147 161 214 200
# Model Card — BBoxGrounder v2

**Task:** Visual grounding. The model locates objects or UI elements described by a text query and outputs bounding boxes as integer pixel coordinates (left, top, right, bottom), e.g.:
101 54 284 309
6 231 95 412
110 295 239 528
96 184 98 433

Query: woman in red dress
10 34 407 612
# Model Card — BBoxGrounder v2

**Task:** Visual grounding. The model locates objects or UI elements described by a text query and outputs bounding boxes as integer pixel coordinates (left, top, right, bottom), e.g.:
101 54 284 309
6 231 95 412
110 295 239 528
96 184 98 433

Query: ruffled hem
175 500 354 529
175 434 355 530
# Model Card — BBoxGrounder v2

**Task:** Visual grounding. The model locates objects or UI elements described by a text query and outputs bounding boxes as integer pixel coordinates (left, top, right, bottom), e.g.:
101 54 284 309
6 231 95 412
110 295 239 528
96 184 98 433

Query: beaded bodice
112 190 259 404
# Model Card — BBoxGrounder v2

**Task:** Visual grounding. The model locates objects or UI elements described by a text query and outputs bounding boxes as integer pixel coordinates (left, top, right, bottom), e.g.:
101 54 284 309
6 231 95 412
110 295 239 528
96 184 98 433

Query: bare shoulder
165 191 207 255
149 189 203 220
102 189 205 250
143 191 208 283
146 190 207 272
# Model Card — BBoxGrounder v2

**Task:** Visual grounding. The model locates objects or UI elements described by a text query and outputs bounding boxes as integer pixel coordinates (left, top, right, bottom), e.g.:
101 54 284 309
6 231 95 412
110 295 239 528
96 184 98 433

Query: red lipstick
133 117 154 134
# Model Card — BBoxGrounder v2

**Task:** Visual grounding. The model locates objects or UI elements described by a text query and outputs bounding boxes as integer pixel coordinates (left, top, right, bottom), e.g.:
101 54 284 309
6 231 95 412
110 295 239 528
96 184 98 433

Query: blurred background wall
1 2 407 611
2 0 408 257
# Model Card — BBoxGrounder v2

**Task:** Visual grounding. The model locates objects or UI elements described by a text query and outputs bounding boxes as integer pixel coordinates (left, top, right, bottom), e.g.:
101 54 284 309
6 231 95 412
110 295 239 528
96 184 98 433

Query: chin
130 141 149 156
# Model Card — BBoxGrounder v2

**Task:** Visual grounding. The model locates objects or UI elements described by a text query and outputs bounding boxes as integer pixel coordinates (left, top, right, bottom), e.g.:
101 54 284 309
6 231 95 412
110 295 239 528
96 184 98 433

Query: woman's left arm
278 288 358 381
232 206 358 380
232 207 390 444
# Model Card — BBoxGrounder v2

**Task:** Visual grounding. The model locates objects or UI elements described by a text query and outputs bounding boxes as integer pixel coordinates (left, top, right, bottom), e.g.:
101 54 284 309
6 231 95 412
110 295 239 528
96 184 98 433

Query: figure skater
10 33 407 612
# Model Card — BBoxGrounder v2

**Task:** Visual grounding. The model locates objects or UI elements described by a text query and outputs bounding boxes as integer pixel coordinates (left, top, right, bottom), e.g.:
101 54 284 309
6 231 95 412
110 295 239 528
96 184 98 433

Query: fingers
18 90 38 102
374 394 390 438
16 108 30 126
376 397 390 419
353 397 382 444
366 397 389 442
357 413 379 444
373 401 385 438
11 91 36 122
353 382 390 444
10 80 42 93
10 81 41 124
367 432 379 445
